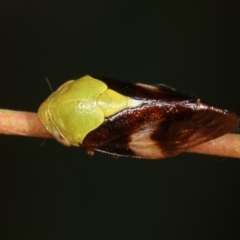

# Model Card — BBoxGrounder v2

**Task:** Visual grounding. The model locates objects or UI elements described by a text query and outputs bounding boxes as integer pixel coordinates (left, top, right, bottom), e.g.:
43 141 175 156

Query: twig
188 134 240 159
0 109 52 138
0 109 240 159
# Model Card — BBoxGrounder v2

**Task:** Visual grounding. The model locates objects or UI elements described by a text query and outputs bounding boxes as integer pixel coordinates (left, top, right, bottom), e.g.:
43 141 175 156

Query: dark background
1 1 240 239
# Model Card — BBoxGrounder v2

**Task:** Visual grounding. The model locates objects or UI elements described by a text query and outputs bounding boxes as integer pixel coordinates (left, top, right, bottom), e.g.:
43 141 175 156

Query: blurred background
1 1 240 239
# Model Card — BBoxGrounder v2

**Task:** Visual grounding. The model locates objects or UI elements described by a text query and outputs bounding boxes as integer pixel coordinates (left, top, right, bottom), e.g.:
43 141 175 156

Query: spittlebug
38 75 239 159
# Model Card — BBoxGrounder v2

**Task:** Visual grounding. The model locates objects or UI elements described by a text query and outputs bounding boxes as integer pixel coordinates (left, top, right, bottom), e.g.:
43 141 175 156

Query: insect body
38 75 239 159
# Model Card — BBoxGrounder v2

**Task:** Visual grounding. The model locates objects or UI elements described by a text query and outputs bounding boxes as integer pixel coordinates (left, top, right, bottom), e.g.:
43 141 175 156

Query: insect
38 75 239 159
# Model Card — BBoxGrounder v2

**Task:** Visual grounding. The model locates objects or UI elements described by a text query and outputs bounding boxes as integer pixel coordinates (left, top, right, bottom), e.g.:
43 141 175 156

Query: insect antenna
45 77 53 93
40 138 48 147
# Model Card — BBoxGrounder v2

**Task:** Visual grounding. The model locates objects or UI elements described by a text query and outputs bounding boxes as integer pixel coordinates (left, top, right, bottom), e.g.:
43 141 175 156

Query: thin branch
0 109 52 138
0 109 240 159
188 134 240 159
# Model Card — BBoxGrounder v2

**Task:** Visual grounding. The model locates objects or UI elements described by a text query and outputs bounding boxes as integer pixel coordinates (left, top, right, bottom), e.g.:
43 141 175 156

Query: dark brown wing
82 78 239 159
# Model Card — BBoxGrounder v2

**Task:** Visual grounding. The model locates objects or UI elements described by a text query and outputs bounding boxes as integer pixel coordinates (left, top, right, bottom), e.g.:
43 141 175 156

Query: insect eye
52 130 71 147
